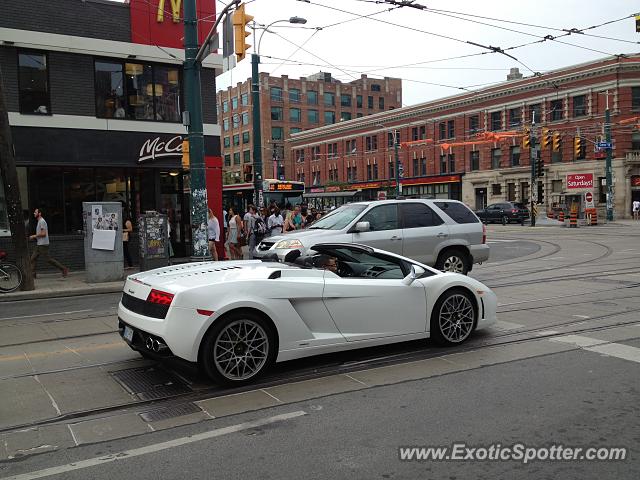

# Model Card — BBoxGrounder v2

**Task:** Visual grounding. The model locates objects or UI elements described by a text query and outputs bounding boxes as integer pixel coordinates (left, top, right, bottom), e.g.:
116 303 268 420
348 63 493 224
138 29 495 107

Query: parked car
255 199 489 275
475 202 530 225
118 243 497 385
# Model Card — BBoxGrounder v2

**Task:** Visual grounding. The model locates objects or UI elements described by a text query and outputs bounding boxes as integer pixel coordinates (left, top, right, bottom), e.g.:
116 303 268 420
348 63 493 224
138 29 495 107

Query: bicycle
0 250 23 293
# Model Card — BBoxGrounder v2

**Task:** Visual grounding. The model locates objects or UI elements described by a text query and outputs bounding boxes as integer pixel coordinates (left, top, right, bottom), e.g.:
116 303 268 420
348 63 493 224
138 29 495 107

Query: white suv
255 199 489 274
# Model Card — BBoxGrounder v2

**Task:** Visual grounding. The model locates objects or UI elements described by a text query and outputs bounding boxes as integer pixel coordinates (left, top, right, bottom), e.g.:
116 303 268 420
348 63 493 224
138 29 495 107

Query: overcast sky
214 0 639 105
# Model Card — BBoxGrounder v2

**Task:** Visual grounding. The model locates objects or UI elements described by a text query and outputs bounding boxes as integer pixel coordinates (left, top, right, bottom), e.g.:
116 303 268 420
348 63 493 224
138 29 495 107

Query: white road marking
536 330 560 336
486 239 519 243
572 315 590 319
0 411 307 480
32 375 61 416
551 335 640 364
0 309 92 321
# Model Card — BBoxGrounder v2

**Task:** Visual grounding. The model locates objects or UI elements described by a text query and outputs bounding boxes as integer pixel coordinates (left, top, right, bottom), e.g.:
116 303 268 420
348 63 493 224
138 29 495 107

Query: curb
0 284 124 302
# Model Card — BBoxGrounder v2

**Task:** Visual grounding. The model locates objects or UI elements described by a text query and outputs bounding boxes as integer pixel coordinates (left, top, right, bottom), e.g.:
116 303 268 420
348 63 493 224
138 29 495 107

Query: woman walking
227 207 243 260
207 208 220 261
123 213 134 269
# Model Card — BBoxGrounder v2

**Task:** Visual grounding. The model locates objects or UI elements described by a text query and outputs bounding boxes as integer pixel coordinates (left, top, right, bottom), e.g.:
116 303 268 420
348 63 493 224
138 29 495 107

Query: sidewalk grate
111 366 192 401
139 403 202 423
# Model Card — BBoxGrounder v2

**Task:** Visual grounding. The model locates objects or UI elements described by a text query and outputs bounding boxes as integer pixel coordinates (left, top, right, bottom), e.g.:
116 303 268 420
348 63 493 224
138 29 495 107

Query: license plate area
124 325 134 342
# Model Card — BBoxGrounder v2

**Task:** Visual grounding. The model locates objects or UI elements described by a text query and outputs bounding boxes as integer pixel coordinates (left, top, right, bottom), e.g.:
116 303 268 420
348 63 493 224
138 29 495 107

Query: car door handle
437 232 448 238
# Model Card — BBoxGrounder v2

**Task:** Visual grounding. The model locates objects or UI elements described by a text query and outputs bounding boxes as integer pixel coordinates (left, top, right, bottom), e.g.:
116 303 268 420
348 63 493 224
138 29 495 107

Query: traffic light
552 132 561 151
181 139 189 169
542 128 552 148
536 157 544 177
538 180 544 205
232 3 253 62
522 128 531 149
243 164 253 182
636 14 640 32
574 136 582 157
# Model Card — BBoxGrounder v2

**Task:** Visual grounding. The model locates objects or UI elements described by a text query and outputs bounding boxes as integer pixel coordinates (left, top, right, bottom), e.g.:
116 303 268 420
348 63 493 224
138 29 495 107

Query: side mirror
353 221 370 233
402 265 426 285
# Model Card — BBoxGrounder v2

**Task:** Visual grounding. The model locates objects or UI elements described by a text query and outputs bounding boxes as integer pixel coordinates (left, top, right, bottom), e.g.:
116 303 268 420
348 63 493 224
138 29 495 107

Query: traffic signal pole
393 130 401 198
605 93 613 221
252 52 263 207
530 111 537 227
183 0 209 260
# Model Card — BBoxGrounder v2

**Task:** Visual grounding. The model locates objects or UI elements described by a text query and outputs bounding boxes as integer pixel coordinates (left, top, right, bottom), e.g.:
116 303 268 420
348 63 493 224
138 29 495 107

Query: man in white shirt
30 208 68 278
243 205 257 259
268 207 284 235
633 199 640 220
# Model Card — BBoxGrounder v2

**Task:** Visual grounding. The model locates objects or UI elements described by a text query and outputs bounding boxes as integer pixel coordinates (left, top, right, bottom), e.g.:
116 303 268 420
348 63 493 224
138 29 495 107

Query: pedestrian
123 212 133 269
29 208 68 278
207 208 220 261
227 206 243 260
633 199 640 220
268 207 284 235
243 205 258 259
292 205 305 230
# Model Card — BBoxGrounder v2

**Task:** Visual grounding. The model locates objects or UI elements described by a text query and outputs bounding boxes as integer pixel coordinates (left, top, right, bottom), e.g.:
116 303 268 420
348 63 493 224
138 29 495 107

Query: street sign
596 142 612 149
585 191 594 209
377 191 387 201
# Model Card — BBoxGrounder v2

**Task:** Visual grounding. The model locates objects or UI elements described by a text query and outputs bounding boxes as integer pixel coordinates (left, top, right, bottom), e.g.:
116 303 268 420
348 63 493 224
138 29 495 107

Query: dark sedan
476 202 530 225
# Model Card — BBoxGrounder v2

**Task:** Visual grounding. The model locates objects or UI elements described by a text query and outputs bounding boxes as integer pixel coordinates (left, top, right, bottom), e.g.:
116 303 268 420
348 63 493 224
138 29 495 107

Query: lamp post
251 16 307 207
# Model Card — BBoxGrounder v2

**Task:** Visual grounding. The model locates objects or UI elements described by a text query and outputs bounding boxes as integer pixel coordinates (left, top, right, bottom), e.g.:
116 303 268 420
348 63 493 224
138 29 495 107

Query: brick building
290 55 640 219
0 0 221 268
216 72 402 209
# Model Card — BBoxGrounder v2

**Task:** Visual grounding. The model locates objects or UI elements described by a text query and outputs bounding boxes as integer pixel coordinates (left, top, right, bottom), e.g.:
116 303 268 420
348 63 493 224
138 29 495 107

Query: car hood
127 260 297 291
264 228 340 244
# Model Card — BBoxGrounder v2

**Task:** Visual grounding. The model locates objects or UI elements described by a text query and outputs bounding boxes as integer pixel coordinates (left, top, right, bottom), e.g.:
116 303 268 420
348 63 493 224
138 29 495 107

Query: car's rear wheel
435 248 470 275
201 311 276 386
430 288 477 346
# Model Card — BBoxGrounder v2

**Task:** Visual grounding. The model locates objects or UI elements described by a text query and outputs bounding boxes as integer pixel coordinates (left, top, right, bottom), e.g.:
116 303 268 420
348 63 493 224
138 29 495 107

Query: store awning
304 191 359 198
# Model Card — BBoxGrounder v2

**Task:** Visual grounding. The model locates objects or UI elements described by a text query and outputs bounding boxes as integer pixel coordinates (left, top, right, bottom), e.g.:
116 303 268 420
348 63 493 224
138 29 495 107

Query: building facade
216 72 402 209
0 0 222 266
290 56 640 218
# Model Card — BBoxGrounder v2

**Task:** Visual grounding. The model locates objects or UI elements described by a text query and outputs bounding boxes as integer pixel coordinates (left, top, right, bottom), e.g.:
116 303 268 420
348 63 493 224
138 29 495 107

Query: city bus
262 179 305 208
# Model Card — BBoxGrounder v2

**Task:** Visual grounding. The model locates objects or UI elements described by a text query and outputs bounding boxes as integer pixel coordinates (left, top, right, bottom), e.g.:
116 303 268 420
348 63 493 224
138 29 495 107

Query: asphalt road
1 224 640 479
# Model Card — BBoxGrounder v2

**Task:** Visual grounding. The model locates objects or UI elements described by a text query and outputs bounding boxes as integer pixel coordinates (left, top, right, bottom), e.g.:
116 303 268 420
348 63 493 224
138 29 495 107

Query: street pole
0 71 33 290
393 130 401 197
251 52 263 207
530 111 537 227
605 91 613 221
183 0 209 260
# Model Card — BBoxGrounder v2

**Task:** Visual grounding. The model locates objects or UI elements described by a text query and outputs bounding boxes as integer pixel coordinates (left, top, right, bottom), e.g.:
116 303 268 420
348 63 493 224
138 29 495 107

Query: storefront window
18 50 50 115
64 168 96 234
95 60 182 122
29 167 64 234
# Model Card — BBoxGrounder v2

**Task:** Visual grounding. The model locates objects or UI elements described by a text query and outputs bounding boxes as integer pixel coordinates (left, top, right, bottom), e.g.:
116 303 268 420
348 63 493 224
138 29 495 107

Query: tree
0 69 34 290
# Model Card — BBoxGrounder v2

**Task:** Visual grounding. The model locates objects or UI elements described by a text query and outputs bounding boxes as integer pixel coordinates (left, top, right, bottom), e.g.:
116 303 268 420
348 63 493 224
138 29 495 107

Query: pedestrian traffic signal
181 139 190 169
552 132 561 151
636 14 640 32
232 3 253 62
542 128 552 148
243 164 253 182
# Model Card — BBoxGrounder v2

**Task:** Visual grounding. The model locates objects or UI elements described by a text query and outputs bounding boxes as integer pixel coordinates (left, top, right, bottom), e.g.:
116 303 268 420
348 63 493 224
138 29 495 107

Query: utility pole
604 90 613 221
393 129 401 197
530 110 537 227
251 51 263 207
183 0 209 260
0 72 34 290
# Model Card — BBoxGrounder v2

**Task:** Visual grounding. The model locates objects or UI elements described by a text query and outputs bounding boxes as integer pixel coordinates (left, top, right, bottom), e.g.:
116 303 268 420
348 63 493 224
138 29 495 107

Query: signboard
596 142 612 149
567 173 594 189
267 183 305 192
138 214 168 260
631 175 640 187
584 191 594 209
138 135 183 163
377 191 387 201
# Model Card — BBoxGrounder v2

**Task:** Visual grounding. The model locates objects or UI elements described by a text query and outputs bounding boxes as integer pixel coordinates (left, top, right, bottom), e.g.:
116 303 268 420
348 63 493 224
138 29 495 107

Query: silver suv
255 199 489 274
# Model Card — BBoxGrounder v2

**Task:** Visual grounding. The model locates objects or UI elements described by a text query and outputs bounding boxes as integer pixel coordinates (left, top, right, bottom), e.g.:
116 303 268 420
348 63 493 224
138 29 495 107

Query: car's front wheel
435 248 470 275
430 288 477 346
201 311 276 386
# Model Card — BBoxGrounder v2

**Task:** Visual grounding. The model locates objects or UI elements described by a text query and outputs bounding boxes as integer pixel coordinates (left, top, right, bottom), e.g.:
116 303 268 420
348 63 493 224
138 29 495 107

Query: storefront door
160 172 189 258
475 188 487 210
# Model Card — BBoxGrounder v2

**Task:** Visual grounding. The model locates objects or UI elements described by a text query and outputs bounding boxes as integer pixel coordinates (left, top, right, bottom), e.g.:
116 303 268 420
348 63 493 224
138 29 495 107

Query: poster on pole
91 229 116 250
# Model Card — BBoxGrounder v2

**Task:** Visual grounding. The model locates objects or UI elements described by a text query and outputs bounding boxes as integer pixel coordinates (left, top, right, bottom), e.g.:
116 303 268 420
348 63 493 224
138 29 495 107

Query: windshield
307 204 367 230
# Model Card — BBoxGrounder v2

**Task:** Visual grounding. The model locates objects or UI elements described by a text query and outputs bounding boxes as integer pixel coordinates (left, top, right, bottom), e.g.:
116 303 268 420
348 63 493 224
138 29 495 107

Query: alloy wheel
438 294 474 343
213 319 269 381
442 255 465 273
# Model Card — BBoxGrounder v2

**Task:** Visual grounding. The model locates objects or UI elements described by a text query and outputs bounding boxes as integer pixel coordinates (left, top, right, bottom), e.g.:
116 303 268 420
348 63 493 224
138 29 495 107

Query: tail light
147 289 174 306
482 224 487 244
511 209 518 213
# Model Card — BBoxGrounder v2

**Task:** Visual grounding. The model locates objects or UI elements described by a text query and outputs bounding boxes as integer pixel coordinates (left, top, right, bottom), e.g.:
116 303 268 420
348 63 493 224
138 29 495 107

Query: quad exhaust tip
145 337 167 352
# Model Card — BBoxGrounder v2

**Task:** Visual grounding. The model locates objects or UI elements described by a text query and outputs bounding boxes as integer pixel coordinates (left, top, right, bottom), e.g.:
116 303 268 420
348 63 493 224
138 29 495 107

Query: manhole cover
139 403 202 423
111 366 192 401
